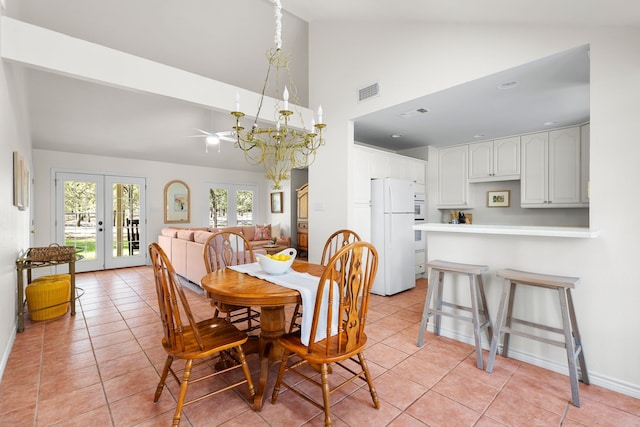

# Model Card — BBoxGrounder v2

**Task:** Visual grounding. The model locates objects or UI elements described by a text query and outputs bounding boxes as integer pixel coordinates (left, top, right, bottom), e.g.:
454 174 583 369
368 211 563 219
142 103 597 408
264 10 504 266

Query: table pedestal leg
253 305 285 411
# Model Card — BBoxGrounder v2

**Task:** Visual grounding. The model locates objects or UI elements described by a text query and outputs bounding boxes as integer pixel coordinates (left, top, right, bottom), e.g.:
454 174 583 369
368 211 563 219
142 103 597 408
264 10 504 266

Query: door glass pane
64 180 97 261
112 183 140 258
236 190 254 225
209 188 228 228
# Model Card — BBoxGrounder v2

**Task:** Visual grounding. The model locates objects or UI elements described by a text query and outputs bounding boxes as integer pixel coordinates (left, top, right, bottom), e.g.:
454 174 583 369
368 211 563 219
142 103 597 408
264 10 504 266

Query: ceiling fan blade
215 130 235 142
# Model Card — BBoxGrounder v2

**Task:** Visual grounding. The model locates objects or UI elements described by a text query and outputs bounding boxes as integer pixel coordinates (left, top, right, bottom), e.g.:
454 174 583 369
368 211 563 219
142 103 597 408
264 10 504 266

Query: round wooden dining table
200 260 324 411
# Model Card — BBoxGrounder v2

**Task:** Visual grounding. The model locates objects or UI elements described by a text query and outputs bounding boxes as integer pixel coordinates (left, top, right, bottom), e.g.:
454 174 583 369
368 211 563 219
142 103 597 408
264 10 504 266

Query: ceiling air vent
357 82 379 102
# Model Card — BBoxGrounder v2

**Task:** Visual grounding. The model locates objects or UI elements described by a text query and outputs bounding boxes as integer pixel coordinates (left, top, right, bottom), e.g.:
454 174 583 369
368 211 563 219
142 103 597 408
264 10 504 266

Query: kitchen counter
413 223 599 238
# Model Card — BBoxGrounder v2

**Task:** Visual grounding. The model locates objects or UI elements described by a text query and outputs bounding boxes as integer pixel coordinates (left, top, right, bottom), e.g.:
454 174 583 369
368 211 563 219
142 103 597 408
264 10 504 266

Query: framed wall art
164 180 190 223
487 190 510 208
270 191 283 213
13 151 24 209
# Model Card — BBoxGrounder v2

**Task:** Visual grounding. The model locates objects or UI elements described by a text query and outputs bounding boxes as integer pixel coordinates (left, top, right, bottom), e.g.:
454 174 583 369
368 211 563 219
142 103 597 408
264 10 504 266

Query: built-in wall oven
414 193 426 221
414 192 426 275
414 221 426 251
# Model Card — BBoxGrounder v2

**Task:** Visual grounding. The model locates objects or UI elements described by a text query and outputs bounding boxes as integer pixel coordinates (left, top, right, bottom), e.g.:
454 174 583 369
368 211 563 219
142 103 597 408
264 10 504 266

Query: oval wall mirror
164 180 190 223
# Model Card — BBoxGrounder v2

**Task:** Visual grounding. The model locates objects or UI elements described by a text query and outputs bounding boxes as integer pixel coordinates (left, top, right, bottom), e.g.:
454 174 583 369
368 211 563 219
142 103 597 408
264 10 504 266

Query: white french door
55 172 146 272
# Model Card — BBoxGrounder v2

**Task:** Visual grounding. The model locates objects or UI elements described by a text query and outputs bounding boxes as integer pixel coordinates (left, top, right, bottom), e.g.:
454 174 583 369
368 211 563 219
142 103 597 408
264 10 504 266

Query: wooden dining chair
148 243 255 426
289 229 361 332
272 241 380 426
203 230 260 332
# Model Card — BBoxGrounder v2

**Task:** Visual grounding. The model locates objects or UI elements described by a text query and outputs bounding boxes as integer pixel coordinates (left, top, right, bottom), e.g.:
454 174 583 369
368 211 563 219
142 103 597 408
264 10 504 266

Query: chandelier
231 0 325 190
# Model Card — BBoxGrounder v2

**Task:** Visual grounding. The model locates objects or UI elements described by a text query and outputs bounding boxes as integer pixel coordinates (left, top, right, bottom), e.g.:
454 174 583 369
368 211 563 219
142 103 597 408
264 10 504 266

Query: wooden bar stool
486 268 589 407
417 260 493 369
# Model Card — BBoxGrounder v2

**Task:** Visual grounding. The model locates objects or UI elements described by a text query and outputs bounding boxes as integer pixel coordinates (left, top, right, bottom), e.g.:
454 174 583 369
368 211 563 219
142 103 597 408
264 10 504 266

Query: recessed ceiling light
473 134 485 138
543 121 559 126
497 81 519 90
390 134 403 139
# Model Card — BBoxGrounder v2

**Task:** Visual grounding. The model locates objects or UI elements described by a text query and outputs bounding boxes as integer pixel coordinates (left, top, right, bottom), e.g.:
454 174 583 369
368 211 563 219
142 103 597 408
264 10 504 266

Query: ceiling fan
188 117 236 153
188 128 235 153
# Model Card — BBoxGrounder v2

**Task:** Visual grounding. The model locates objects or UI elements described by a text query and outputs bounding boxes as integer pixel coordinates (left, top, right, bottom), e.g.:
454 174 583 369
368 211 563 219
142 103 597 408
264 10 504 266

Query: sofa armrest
276 236 291 247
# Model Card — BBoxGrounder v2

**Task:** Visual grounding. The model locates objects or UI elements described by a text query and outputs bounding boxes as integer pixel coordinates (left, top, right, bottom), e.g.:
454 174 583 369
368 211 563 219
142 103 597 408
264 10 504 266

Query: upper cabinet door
521 132 549 205
468 137 520 182
580 124 590 205
468 141 493 180
521 126 583 208
548 127 581 205
493 136 520 178
437 145 470 208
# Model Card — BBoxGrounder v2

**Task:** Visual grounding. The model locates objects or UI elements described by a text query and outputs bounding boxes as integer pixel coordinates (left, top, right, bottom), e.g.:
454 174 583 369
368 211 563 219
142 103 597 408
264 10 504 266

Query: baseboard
425 324 640 399
0 322 17 382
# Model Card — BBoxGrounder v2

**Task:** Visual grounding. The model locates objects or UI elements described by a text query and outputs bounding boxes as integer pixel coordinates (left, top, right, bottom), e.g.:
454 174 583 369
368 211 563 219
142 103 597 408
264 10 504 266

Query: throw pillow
271 223 281 239
254 224 271 241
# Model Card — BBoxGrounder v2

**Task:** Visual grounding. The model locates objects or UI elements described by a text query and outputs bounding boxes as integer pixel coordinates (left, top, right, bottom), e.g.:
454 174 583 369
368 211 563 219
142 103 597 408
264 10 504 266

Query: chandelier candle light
231 0 326 189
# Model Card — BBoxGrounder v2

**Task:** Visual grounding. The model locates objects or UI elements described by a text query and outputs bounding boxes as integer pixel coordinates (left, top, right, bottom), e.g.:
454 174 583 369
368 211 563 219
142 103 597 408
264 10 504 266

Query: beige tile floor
2 266 639 426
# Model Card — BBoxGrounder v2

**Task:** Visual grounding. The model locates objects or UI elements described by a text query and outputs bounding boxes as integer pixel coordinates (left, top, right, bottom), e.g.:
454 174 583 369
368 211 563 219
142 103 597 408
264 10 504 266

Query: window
208 183 256 228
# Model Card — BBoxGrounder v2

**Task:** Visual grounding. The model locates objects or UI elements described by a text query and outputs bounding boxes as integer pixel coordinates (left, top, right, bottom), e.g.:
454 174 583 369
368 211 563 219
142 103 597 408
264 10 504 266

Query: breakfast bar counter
414 221 602 384
413 223 599 239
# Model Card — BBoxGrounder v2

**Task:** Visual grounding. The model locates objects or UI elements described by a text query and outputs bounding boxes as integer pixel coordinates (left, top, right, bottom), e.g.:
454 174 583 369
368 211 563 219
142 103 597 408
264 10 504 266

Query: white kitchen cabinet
580 124 590 205
352 145 426 201
352 147 372 204
468 137 520 182
521 127 582 207
437 145 470 208
351 145 426 236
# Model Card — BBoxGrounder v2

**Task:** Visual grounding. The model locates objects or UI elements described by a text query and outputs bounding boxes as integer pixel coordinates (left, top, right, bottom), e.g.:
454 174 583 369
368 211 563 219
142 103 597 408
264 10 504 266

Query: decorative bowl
256 248 297 275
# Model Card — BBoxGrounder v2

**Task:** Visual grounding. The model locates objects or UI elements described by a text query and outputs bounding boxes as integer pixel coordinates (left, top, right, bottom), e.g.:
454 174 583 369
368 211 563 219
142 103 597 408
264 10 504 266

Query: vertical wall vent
357 82 380 102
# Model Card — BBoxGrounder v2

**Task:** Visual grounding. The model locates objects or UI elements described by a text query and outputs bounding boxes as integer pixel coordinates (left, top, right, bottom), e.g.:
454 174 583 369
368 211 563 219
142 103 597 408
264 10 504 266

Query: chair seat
279 331 368 364
427 260 489 275
497 268 579 289
162 317 249 359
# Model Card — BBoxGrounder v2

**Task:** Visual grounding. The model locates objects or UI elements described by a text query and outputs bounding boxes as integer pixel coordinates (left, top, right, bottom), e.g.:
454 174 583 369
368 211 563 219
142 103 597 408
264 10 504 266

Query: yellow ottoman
31 274 71 285
25 276 71 321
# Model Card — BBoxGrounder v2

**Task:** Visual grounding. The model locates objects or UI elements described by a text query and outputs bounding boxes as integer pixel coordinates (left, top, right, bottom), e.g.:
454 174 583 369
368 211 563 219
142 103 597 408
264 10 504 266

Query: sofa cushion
194 230 213 244
253 224 271 241
271 223 281 239
161 227 178 238
176 229 195 241
240 226 254 241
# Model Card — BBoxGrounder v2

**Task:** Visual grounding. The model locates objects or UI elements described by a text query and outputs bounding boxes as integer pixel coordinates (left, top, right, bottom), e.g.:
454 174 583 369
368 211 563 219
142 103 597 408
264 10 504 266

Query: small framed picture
487 190 510 207
270 191 283 213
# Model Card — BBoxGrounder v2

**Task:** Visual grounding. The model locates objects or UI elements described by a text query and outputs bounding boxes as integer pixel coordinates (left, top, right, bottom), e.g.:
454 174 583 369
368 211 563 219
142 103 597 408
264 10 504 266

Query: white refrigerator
370 178 416 296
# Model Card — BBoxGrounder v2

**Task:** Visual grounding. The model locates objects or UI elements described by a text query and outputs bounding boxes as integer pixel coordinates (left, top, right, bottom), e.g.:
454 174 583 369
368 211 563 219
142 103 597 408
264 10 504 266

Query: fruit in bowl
256 248 297 275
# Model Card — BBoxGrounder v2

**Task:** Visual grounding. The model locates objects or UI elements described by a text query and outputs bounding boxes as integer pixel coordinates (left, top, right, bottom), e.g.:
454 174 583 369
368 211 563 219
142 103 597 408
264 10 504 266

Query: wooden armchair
148 243 254 426
203 230 260 332
272 241 380 426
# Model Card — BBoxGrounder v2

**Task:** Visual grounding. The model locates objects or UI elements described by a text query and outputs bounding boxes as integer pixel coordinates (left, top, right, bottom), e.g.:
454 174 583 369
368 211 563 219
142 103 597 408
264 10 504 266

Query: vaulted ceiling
5 1 639 169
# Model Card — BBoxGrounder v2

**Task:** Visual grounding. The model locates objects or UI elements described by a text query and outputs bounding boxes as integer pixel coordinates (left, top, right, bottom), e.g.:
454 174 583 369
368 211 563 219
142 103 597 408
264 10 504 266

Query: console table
15 248 78 332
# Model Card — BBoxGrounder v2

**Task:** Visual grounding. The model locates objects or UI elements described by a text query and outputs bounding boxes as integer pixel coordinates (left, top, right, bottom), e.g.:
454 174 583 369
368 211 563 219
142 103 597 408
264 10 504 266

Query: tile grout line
78 273 118 427
34 322 45 427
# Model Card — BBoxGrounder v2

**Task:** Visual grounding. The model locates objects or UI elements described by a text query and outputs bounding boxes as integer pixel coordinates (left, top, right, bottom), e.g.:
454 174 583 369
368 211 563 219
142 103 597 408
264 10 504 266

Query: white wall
32 149 274 252
308 22 640 396
0 11 32 378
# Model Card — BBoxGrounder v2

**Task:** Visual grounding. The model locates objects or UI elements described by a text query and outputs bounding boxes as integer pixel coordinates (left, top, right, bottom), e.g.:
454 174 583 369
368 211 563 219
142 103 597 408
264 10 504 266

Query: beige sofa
157 224 291 285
